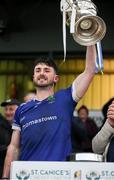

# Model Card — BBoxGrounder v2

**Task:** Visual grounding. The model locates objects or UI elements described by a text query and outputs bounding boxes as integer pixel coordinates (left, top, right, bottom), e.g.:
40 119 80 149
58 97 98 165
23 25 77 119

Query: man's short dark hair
33 57 59 74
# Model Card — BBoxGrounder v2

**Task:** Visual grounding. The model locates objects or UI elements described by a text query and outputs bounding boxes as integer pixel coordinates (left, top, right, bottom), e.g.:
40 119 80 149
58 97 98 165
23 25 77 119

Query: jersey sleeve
12 106 22 131
63 85 77 107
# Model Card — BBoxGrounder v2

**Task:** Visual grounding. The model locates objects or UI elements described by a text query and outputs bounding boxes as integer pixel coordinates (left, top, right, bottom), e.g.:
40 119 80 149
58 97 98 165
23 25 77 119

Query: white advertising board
10 161 114 180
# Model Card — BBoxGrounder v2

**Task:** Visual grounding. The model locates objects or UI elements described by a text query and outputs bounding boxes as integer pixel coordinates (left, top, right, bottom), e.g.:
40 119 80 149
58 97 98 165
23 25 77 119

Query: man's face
4 104 18 123
33 63 59 88
78 108 88 122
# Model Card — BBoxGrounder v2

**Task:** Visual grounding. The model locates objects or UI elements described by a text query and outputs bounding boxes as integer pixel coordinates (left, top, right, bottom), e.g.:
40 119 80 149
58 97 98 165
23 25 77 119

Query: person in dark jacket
0 99 20 178
72 105 98 153
71 116 88 153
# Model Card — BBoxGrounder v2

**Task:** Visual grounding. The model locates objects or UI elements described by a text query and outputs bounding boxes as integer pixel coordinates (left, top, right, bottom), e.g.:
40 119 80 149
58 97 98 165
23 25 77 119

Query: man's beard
33 80 54 89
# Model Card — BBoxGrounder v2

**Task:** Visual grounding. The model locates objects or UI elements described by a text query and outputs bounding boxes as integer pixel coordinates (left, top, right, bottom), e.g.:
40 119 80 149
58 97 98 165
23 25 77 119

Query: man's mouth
38 76 47 81
38 78 47 81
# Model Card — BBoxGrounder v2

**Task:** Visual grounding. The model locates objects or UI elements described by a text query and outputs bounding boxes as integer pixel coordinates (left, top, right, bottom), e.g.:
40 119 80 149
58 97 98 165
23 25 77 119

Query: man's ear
54 75 59 83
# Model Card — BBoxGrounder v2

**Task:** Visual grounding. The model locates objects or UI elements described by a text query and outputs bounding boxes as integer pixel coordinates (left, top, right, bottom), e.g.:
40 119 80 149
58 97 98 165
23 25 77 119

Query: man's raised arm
72 45 96 102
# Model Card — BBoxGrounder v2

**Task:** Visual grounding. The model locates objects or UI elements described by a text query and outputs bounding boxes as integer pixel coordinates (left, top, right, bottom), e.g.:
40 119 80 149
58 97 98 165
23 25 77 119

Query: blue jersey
12 86 76 161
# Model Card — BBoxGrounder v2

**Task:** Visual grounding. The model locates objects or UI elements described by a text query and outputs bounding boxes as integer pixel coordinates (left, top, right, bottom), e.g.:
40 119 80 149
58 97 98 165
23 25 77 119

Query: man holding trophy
2 0 106 179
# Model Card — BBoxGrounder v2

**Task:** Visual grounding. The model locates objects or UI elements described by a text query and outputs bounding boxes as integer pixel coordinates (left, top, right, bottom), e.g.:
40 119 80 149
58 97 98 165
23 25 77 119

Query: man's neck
36 86 54 101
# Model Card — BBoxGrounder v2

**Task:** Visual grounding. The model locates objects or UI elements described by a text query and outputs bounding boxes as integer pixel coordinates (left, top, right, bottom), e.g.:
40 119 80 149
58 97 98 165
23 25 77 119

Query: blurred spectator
102 97 114 125
0 99 20 178
71 115 88 153
23 90 36 102
1 99 20 124
92 101 114 162
72 105 98 153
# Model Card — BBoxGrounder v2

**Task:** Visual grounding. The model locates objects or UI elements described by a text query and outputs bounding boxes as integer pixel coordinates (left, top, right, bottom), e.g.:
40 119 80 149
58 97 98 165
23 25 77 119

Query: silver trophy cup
61 0 106 46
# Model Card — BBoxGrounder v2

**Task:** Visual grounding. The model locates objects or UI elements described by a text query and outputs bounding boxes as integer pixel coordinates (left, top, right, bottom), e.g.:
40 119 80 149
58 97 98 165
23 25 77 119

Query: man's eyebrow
35 66 52 70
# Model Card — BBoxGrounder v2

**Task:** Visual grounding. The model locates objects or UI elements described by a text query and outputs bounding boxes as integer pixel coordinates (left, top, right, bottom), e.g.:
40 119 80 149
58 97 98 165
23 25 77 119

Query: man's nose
40 69 45 74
